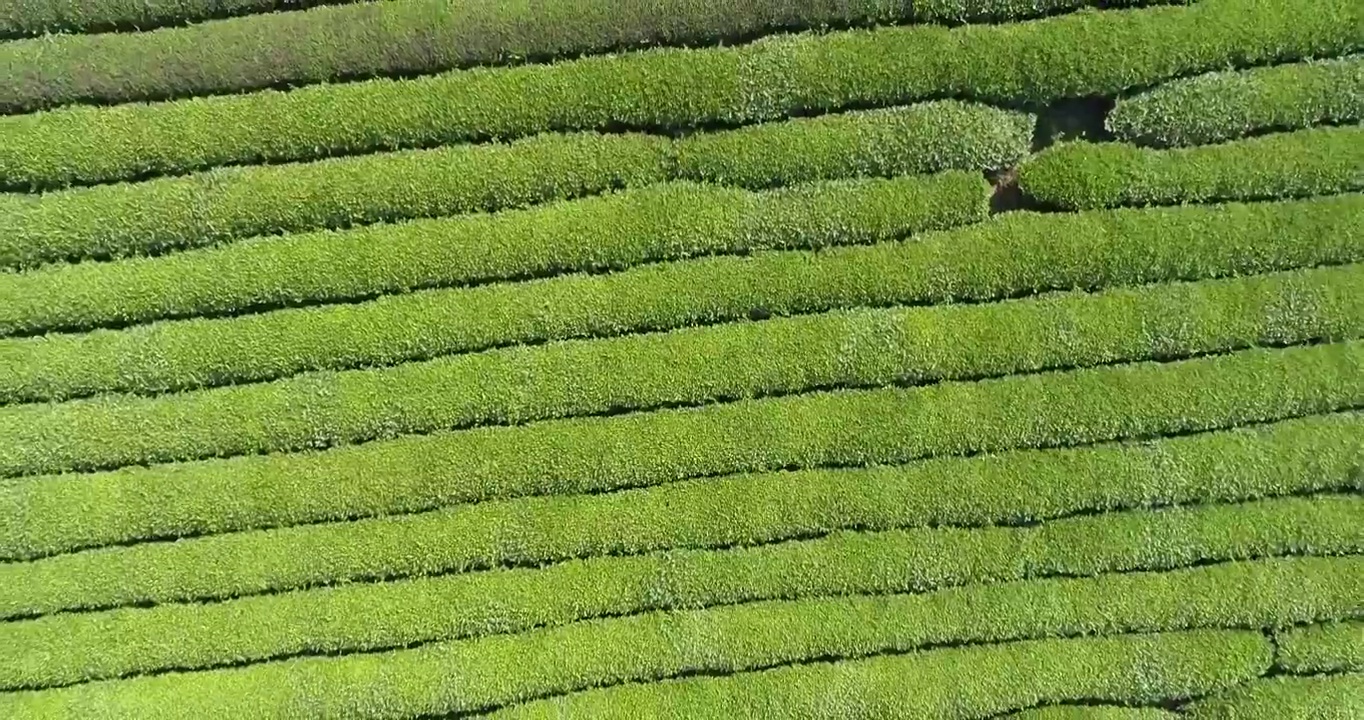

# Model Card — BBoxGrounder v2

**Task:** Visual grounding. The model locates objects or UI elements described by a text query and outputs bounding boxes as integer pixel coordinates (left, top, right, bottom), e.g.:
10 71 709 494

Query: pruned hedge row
4 194 1363 403
1184 674 1364 719
0 185 1354 353
0 173 988 337
0 102 1028 270
1 0 1356 189
485 632 1268 720
2 340 1360 567
0 587 1299 717
0 0 1184 112
1276 620 1364 674
4 264 1359 476
1108 55 1364 147
1019 125 1364 210
1 496 1357 684
1 411 1354 585
0 397 1355 575
0 132 672 269
674 101 1032 185
6 533 1363 697
0 436 1353 621
1008 707 1179 719
0 0 358 37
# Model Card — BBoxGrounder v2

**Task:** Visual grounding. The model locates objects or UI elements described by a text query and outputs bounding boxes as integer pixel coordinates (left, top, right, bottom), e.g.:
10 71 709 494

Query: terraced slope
0 0 1361 717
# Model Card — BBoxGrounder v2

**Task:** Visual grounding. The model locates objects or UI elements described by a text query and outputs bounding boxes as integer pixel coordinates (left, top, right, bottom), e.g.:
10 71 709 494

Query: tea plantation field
0 0 1361 716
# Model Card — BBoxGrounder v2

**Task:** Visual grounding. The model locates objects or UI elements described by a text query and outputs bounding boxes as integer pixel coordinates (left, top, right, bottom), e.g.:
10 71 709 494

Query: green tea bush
2 341 1359 562
0 0 1164 111
0 173 989 336
0 615 1281 716
1 194 1361 402
0 132 673 269
0 102 1025 269
1108 55 1364 147
1276 620 1364 674
673 102 1033 185
1019 126 1364 209
2 405 1357 570
1 508 1354 687
490 629 1321 719
1184 674 1364 719
2 265 1358 476
0 0 358 37
487 631 1273 719
2 0 1355 189
1007 707 1179 719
